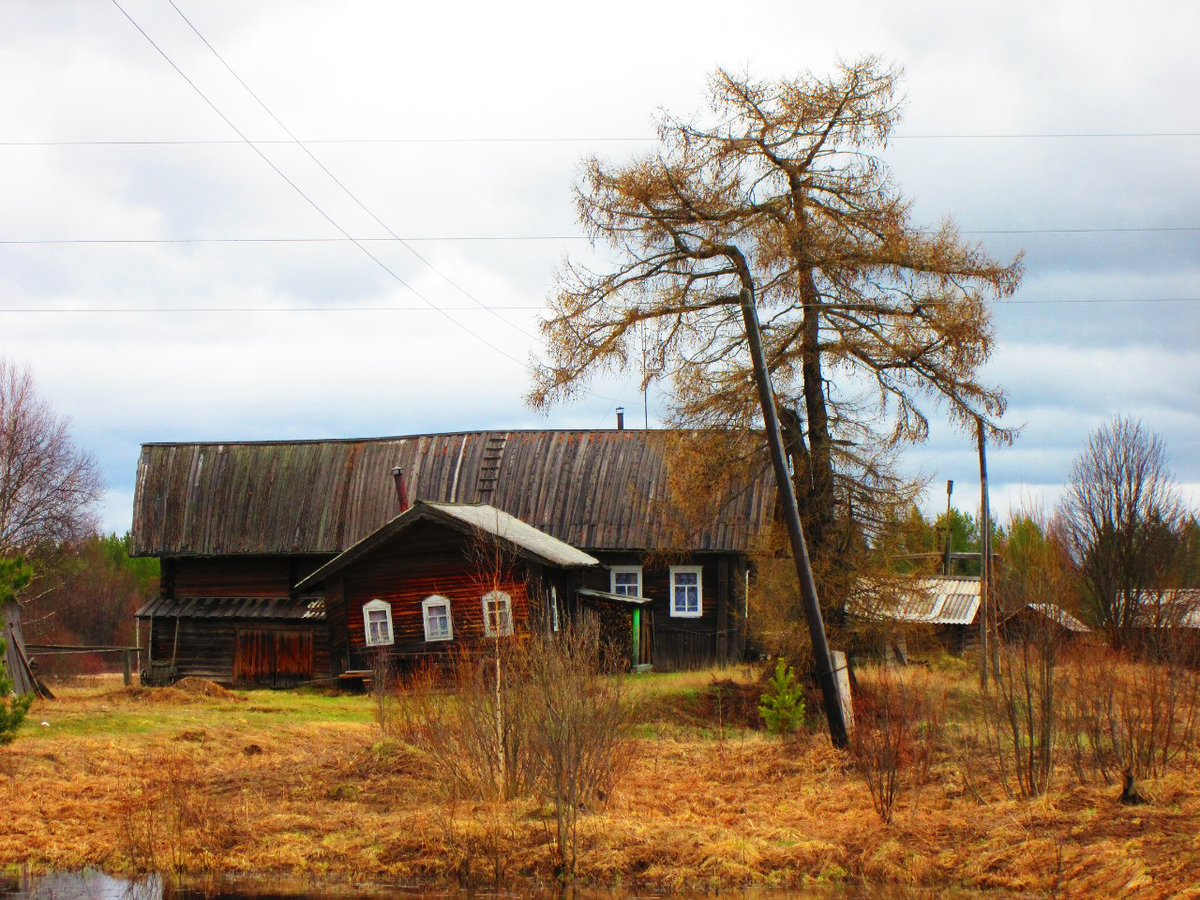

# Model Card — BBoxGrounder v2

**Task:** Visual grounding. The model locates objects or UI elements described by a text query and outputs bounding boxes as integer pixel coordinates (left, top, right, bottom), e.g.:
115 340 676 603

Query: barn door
234 628 315 688
273 629 314 687
234 629 275 687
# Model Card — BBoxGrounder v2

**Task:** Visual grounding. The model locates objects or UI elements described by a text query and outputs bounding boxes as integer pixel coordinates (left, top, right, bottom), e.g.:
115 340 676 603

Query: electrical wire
109 0 530 372
0 305 544 313
3 132 1198 146
0 297 1193 314
165 0 540 345
2 225 1197 244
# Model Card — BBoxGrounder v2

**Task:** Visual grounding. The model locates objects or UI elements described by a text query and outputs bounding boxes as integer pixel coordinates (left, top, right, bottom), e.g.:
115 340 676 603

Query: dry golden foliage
0 668 1197 898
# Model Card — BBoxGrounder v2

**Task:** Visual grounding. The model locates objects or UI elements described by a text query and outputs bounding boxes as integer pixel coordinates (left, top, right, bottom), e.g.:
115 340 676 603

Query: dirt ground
1 671 1198 898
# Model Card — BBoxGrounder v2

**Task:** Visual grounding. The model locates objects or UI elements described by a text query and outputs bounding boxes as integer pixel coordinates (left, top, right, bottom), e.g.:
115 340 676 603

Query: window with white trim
549 585 561 633
363 598 395 646
482 590 513 637
610 565 643 598
422 595 454 642
670 566 702 617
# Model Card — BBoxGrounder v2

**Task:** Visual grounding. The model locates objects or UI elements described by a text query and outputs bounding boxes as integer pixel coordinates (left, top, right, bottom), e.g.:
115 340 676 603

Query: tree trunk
799 267 836 558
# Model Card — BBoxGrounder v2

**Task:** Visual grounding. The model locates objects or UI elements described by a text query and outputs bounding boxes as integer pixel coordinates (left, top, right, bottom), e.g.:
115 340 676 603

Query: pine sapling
759 657 806 735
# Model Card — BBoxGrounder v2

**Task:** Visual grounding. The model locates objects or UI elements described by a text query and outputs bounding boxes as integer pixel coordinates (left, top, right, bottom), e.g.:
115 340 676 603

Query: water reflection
0 872 161 900
0 870 992 900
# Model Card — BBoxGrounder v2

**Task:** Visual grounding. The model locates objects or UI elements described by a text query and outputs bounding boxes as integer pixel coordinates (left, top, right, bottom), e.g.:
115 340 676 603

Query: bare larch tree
529 59 1022 605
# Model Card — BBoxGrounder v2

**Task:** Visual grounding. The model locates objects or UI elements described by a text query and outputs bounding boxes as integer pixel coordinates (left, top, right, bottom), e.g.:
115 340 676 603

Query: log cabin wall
324 573 348 676
584 550 747 669
165 554 332 598
336 521 532 672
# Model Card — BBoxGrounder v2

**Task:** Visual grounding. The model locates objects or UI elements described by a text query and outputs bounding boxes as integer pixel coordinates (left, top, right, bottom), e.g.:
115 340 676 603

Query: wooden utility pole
976 417 991 691
944 479 954 576
739 289 849 748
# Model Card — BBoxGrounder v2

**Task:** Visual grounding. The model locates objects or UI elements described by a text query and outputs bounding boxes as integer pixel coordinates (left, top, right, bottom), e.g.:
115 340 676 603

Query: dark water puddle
0 871 1001 900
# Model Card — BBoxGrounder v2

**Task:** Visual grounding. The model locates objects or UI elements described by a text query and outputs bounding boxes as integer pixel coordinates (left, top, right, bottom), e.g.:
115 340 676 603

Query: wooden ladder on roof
476 433 508 503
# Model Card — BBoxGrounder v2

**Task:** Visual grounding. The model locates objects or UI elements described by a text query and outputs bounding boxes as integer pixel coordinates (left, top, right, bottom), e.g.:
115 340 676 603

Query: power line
1 297 1193 314
109 0 529 373
0 306 543 313
164 0 540 346
3 225 1198 245
3 132 1198 146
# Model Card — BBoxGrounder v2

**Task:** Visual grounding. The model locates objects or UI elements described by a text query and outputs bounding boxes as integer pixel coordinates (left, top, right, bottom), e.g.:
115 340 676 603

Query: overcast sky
2 0 1197 535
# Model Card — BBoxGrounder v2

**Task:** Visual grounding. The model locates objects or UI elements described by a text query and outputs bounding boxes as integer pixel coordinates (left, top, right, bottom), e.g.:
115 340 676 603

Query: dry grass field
1 662 1198 898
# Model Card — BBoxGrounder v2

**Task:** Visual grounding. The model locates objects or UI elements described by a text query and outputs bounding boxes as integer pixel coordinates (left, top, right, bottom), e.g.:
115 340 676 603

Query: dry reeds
1 657 1199 896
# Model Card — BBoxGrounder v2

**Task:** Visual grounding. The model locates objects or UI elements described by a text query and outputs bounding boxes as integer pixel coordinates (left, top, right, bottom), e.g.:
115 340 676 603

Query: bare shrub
850 666 944 823
980 637 1057 798
1060 645 1200 785
398 621 631 880
397 640 533 801
369 649 399 739
977 508 1079 798
523 620 632 878
114 747 232 875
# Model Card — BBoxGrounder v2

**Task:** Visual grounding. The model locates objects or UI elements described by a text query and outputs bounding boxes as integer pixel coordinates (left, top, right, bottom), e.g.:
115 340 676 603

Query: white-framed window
610 565 643 598
422 594 454 642
363 598 394 646
549 585 561 633
670 566 703 618
482 590 514 637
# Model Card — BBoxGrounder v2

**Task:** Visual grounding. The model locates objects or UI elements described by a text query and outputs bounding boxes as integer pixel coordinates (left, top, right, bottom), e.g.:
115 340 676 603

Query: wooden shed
850 575 982 658
1000 603 1091 644
135 595 328 687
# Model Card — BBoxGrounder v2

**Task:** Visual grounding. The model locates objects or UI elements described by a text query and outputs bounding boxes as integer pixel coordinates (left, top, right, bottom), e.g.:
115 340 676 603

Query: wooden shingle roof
132 429 774 557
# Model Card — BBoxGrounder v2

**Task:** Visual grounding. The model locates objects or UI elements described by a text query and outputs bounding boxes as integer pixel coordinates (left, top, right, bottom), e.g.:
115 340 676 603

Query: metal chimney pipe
616 407 625 430
392 466 409 513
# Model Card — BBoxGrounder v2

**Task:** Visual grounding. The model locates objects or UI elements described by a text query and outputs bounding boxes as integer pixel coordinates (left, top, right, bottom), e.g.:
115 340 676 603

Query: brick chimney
616 407 625 430
392 466 409 513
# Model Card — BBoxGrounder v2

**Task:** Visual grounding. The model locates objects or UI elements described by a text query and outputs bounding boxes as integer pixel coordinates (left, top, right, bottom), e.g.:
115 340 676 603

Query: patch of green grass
18 686 376 747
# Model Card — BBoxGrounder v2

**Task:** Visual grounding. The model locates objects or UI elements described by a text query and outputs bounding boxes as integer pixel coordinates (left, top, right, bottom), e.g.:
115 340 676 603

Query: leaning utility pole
976 417 991 691
739 289 849 748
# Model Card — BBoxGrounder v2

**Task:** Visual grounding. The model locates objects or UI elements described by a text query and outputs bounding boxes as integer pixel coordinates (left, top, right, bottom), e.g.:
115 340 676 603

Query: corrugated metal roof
296 501 599 591
1014 603 1091 633
134 596 326 620
1175 589 1200 628
852 576 981 626
132 430 774 556
1137 589 1200 629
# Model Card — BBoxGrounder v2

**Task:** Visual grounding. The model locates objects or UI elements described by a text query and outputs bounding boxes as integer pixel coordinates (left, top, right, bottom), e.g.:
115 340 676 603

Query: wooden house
294 499 600 675
131 429 773 685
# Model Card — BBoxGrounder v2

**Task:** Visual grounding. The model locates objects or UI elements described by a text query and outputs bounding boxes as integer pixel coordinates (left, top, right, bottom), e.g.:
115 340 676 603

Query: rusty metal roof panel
132 430 774 557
